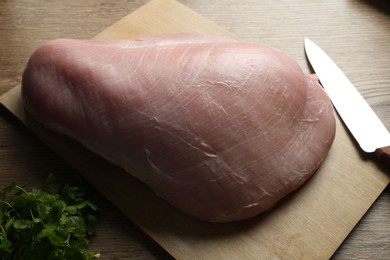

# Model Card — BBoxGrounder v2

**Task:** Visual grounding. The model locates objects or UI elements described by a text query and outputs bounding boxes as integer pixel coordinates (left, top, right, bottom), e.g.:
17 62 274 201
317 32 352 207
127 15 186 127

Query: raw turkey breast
22 34 336 223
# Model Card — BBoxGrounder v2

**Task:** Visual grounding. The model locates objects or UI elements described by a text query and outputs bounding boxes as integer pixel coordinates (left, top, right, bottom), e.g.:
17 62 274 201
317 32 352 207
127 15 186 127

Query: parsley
0 173 100 259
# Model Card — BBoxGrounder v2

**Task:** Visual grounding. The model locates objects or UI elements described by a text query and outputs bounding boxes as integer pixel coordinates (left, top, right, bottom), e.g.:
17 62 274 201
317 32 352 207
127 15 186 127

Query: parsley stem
15 185 27 194
0 200 12 208
0 224 7 237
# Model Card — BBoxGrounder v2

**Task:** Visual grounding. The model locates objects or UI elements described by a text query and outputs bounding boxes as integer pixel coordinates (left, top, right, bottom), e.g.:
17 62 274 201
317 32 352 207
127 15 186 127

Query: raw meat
21 34 336 223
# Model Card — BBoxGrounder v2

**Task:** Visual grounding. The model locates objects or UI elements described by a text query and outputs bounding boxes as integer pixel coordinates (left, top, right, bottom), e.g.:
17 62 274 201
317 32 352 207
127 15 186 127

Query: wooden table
1 0 389 258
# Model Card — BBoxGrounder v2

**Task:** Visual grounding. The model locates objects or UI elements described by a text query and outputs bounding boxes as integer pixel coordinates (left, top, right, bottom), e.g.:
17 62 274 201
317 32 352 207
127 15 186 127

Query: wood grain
1 0 389 259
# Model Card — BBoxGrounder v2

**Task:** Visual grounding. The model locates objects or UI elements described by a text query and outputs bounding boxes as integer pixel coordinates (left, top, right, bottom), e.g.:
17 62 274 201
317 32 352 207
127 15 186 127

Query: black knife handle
376 146 390 168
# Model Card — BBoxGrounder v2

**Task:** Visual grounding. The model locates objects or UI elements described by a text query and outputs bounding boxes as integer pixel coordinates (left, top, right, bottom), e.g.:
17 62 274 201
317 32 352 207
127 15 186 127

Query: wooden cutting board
1 0 389 258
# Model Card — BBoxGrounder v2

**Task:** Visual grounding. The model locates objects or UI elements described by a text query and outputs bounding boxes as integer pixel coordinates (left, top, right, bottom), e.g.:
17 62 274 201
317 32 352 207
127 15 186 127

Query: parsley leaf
0 173 100 259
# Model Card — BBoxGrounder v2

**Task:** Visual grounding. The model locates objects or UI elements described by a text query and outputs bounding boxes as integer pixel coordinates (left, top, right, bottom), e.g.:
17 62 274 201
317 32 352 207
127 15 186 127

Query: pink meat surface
22 34 336 223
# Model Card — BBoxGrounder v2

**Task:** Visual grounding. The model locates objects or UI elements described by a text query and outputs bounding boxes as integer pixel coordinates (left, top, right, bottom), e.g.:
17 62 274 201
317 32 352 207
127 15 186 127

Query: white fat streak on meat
22 34 335 222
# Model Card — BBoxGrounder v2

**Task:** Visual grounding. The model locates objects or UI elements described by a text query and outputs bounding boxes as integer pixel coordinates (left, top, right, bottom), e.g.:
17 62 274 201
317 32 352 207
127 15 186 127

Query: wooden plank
1 0 389 258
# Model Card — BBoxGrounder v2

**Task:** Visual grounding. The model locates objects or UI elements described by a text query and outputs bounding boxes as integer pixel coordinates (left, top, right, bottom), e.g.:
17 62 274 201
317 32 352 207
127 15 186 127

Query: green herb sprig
0 174 100 260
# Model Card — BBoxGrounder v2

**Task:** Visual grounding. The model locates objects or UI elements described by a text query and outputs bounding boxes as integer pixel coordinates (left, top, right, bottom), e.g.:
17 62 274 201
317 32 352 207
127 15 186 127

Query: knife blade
304 37 390 163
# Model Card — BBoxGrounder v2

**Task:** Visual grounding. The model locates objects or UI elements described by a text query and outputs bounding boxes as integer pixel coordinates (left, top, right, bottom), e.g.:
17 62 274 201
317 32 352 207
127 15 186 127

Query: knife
304 37 390 164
